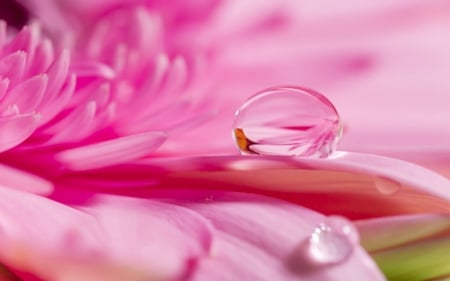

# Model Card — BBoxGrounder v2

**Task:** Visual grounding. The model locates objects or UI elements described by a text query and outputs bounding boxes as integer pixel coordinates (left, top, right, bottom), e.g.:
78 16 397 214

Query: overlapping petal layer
0 183 389 281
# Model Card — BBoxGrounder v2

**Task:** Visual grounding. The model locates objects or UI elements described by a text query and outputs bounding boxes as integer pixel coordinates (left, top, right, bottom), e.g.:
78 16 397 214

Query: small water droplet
233 86 342 158
325 216 359 245
307 216 358 265
375 176 402 195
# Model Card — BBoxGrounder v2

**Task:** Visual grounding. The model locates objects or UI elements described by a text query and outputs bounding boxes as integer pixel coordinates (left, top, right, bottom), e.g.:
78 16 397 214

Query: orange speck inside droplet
234 128 255 154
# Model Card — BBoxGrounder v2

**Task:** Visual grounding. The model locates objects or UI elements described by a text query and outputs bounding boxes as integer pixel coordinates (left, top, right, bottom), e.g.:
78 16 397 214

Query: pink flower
0 21 72 153
0 0 449 280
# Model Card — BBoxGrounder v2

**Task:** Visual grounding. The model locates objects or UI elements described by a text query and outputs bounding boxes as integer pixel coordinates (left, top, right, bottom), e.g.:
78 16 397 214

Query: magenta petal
56 132 167 170
0 113 39 152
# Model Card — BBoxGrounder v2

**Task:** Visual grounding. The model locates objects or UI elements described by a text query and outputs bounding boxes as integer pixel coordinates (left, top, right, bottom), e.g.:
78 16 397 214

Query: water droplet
374 176 402 195
233 86 342 158
307 216 358 265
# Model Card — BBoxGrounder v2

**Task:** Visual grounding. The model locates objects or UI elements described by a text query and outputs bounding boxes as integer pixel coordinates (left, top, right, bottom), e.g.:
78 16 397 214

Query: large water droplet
233 86 342 158
307 216 358 265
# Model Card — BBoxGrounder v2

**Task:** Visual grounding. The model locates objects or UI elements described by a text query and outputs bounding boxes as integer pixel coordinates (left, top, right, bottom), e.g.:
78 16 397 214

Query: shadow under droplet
287 239 328 275
287 236 354 276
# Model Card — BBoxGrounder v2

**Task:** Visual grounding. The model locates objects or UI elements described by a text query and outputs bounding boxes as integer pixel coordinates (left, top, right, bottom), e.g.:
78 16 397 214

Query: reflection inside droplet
233 86 342 158
307 216 358 265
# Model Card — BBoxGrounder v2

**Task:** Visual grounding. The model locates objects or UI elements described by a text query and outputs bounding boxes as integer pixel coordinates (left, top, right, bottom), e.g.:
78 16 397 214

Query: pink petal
49 188 386 281
38 74 76 124
70 61 116 79
0 75 47 114
116 53 169 117
0 113 39 152
89 154 450 218
25 38 54 76
159 56 188 98
176 191 385 281
0 51 26 87
42 101 97 145
0 77 9 101
191 233 383 281
77 195 213 280
56 132 167 170
0 186 102 277
120 100 192 134
45 50 69 95
2 24 37 56
0 186 214 280
0 163 53 195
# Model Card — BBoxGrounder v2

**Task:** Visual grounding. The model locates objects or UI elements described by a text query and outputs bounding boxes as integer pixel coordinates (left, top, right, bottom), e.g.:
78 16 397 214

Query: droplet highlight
233 86 342 158
307 216 358 265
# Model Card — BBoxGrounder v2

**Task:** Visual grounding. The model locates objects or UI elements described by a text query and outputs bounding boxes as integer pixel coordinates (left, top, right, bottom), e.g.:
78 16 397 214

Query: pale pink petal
44 49 69 95
70 61 116 79
77 195 213 280
0 114 39 152
56 132 167 170
2 24 37 55
0 186 214 281
0 75 47 114
0 163 53 194
174 191 386 281
0 51 26 87
0 186 103 279
25 38 54 76
157 56 188 101
38 74 76 124
191 232 384 281
0 78 9 101
42 101 97 144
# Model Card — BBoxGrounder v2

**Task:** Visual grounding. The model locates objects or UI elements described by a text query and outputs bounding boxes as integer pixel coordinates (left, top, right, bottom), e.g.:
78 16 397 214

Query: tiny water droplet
307 216 358 265
233 86 342 158
375 176 402 195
